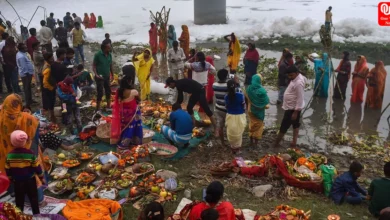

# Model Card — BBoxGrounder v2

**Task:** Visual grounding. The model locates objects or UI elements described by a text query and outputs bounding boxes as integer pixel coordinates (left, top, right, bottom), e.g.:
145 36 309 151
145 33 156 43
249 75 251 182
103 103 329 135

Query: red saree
89 13 96 28
158 25 167 54
365 61 387 109
351 56 369 103
206 56 215 104
149 24 158 55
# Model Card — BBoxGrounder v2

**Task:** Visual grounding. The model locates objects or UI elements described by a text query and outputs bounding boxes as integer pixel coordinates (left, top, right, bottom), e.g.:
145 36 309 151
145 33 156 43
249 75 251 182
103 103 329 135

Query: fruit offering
108 169 122 179
294 173 311 181
297 157 316 171
54 179 73 192
76 185 95 200
138 174 164 189
62 159 80 168
116 179 133 189
76 172 97 184
132 163 154 175
79 152 94 160
255 205 310 220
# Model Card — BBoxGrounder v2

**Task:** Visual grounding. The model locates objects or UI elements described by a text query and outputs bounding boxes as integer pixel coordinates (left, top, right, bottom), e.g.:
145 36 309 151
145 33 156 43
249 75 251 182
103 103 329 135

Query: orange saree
351 55 369 103
179 25 190 58
365 61 387 109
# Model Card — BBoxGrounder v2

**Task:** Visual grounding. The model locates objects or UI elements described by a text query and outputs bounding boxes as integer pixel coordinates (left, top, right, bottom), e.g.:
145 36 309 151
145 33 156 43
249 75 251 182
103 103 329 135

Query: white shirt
38 26 53 45
0 40 5 58
282 74 306 111
185 61 216 85
167 48 186 70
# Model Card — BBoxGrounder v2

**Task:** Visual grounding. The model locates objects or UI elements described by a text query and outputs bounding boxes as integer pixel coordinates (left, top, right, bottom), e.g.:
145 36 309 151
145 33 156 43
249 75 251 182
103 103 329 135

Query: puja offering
138 173 164 190
129 162 155 176
75 172 97 185
75 185 96 200
99 151 120 165
116 179 133 189
78 152 94 160
147 142 178 158
62 159 81 168
48 179 73 194
192 127 206 138
255 205 311 220
123 145 150 165
50 167 69 179
97 188 118 200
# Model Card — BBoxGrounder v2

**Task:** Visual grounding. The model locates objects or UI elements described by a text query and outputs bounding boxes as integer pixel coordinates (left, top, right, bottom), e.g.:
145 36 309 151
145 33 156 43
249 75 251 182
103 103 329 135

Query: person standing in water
149 23 158 55
325 6 333 32
274 65 306 148
333 51 351 100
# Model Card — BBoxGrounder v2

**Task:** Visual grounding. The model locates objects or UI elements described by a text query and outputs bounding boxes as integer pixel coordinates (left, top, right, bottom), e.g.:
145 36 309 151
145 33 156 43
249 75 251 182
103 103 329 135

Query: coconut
101 163 115 174
153 111 160 118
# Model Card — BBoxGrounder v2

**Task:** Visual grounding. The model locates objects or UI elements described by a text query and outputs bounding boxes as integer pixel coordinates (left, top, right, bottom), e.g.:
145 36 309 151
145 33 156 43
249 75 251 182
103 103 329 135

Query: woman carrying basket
110 66 143 150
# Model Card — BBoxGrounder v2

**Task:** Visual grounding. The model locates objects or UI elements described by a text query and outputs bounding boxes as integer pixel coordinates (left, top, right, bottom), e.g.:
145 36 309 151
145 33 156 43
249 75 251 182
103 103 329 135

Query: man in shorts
274 65 307 147
93 42 113 112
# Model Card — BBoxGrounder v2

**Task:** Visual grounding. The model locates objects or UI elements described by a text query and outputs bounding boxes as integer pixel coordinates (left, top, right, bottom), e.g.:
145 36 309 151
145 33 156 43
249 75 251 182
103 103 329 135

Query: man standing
5 21 20 43
167 41 186 80
26 28 38 59
0 32 8 93
46 13 56 34
93 42 113 112
63 12 74 31
71 22 86 64
274 65 307 148
161 103 193 147
277 52 293 104
165 77 217 134
16 43 35 108
51 48 67 84
55 21 68 48
72 13 82 25
38 20 53 53
325 6 333 32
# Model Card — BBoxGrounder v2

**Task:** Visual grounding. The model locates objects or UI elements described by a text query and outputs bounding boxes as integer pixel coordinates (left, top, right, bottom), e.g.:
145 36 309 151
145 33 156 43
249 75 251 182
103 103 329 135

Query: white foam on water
0 0 388 44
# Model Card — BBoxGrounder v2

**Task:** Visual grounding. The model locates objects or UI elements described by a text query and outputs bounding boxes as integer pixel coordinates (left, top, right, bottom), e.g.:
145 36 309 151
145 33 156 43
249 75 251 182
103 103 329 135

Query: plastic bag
77 87 82 99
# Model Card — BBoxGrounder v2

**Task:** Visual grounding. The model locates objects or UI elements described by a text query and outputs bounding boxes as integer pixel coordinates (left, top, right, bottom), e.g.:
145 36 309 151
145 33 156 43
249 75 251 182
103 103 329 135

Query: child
64 48 75 75
330 161 368 205
5 130 44 214
57 77 82 133
201 208 219 220
368 162 390 217
102 33 112 48
72 64 93 90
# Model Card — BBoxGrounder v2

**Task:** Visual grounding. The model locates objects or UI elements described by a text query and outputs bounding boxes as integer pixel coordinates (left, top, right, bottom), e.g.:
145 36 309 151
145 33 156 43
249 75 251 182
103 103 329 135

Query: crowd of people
0 6 389 219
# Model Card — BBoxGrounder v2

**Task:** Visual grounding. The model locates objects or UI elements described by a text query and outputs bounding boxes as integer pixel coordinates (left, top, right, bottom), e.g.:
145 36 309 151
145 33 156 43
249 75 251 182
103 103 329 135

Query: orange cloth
366 61 387 109
0 94 39 173
351 56 369 103
179 25 190 58
62 199 123 220
149 24 158 55
89 13 96 28
158 25 167 53
83 14 90 28
189 201 235 220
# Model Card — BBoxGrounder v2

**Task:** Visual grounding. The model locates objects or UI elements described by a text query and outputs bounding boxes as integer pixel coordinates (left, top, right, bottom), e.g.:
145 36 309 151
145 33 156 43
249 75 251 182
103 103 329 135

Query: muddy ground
7 41 390 219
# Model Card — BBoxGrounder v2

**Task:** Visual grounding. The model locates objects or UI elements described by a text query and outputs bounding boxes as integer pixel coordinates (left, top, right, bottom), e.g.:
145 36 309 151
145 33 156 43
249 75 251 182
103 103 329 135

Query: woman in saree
243 42 260 86
224 33 241 73
110 69 143 150
167 25 177 49
246 74 270 147
149 23 158 55
224 80 246 154
365 60 387 109
83 13 89 29
97 16 103 28
206 56 215 104
0 94 47 204
89 13 96 28
309 52 332 98
188 181 239 220
158 24 167 55
278 48 294 67
178 25 190 58
333 51 351 100
351 55 369 103
134 49 155 101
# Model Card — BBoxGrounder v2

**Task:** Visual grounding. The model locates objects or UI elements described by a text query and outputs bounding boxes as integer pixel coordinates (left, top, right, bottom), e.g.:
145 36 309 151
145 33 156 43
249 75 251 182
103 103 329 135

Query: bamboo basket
143 129 155 144
96 122 111 143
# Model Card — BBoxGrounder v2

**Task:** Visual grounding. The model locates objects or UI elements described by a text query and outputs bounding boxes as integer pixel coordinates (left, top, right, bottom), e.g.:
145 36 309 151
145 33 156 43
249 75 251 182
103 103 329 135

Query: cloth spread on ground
0 195 67 215
62 199 123 220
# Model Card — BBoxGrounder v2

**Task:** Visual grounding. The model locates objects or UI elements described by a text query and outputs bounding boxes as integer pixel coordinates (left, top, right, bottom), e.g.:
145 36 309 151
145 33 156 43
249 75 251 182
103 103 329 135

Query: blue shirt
16 51 34 77
57 84 77 103
224 93 245 115
330 171 367 204
169 109 193 135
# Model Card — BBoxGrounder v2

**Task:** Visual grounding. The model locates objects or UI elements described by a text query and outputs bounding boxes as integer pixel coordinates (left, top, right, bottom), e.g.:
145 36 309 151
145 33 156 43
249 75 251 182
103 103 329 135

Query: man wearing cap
274 65 307 148
165 77 217 134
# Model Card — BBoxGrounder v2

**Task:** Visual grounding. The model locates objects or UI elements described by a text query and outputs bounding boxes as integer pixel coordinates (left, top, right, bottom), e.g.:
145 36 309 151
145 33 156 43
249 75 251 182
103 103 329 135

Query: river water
150 42 390 154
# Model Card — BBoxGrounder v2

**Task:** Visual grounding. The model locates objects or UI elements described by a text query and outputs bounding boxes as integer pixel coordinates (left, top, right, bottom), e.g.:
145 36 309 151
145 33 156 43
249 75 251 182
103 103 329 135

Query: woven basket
147 143 178 158
143 129 155 144
96 123 111 143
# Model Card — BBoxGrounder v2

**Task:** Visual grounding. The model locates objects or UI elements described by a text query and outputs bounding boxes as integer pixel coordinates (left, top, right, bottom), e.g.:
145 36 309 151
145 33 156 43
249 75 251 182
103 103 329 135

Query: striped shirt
5 148 43 181
212 74 241 113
